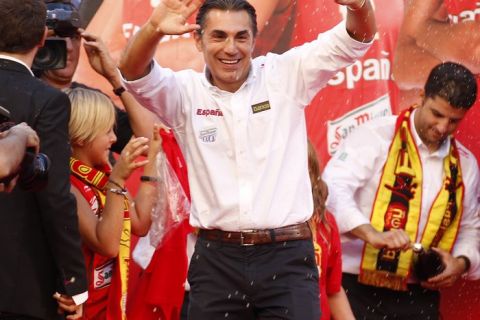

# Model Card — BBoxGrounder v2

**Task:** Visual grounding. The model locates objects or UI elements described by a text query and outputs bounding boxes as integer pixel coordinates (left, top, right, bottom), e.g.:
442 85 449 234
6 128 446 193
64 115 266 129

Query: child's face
82 127 117 168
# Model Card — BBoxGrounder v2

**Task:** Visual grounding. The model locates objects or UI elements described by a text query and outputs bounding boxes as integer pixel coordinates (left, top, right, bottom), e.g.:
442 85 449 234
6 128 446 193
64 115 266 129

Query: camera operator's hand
81 31 121 88
10 122 40 153
53 292 83 319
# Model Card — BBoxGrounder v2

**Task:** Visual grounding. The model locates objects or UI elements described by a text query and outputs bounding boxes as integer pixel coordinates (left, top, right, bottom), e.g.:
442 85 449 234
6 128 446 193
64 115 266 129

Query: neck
0 50 36 68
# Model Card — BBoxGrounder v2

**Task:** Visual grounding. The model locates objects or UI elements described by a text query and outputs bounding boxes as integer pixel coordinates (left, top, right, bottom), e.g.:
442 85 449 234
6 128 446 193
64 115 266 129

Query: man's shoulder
454 139 479 169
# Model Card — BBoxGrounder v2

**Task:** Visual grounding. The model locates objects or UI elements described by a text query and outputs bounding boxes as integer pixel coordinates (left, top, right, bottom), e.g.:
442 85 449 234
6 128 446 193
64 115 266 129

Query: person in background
65 87 162 319
323 62 480 319
393 0 480 161
119 0 376 318
307 141 355 320
0 0 87 318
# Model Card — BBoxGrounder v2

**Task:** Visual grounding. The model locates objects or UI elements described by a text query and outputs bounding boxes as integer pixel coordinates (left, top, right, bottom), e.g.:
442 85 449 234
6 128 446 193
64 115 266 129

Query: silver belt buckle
240 231 255 246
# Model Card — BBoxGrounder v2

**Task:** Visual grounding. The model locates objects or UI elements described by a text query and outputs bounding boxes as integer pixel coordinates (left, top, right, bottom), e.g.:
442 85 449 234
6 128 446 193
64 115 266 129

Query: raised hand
81 31 119 85
110 137 150 183
148 0 203 35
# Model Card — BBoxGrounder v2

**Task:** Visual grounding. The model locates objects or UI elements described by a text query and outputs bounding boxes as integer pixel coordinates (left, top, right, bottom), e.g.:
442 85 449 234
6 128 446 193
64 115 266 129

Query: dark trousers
0 312 42 320
342 273 440 320
187 238 320 320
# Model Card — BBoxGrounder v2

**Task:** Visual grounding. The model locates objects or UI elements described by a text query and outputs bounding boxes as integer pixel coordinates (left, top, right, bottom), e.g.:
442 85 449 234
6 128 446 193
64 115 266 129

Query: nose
109 130 117 144
223 38 238 55
435 118 450 135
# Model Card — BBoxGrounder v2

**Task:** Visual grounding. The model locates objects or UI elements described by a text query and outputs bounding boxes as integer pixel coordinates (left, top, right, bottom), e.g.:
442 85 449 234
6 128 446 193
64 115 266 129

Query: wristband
108 179 127 192
347 0 366 11
107 188 127 196
457 255 471 272
140 175 159 182
113 86 126 97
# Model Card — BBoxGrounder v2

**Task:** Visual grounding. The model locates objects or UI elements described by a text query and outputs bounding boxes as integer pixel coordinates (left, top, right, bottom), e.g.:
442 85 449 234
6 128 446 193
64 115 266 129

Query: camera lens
18 151 51 191
33 39 67 70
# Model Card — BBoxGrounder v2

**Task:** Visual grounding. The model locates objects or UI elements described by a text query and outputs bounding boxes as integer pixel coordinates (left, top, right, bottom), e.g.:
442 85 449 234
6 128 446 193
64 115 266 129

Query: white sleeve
268 21 373 107
452 155 480 280
119 61 185 129
322 123 387 238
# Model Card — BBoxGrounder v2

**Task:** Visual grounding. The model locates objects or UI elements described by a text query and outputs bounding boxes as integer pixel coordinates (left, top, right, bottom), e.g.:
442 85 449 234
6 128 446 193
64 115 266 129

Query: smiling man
323 62 480 319
119 0 375 319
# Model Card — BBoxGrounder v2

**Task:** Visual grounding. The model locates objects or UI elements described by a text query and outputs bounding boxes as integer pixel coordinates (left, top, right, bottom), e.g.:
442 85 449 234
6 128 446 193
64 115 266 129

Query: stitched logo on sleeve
251 101 271 114
94 259 114 289
199 128 217 143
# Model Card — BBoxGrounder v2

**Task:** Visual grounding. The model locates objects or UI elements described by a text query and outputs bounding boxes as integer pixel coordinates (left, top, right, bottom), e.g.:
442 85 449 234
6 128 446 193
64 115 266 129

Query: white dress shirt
323 111 480 279
122 22 372 231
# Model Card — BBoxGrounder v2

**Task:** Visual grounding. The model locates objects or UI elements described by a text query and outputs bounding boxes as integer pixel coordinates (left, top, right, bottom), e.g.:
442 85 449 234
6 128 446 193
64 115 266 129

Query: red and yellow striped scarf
70 157 130 319
359 107 464 291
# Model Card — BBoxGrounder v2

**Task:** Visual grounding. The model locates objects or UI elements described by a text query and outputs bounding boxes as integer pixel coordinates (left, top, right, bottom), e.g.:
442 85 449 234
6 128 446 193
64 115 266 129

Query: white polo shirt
123 22 372 231
323 112 480 279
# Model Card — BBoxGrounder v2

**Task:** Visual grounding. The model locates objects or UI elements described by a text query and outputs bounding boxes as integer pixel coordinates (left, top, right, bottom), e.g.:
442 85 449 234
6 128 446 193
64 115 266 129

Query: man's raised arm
339 0 377 43
119 0 202 80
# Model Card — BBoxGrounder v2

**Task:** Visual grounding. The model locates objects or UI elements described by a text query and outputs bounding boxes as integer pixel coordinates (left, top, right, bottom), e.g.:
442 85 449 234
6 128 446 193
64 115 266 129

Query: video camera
0 106 50 191
32 0 81 71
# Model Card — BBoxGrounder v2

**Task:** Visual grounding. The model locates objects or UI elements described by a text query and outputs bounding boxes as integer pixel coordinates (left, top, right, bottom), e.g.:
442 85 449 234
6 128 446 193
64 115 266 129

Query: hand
111 137 150 181
367 229 411 251
10 123 40 153
148 0 202 35
81 31 120 85
0 175 19 193
53 292 83 319
421 248 467 290
147 123 169 161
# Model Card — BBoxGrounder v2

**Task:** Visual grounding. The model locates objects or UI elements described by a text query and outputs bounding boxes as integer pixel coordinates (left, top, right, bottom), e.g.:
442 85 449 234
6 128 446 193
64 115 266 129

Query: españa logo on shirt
251 101 271 114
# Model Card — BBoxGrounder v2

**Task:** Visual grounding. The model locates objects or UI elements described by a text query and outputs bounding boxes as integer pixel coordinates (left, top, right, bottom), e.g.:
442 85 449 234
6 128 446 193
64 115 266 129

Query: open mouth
220 59 240 65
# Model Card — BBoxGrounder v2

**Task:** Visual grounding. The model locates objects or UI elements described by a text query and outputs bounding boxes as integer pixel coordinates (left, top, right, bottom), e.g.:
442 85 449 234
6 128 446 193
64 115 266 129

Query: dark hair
424 62 477 109
196 0 258 37
0 0 46 53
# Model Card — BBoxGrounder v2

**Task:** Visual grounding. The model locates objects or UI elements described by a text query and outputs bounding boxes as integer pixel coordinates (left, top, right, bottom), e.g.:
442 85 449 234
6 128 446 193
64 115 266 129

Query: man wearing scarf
323 62 480 320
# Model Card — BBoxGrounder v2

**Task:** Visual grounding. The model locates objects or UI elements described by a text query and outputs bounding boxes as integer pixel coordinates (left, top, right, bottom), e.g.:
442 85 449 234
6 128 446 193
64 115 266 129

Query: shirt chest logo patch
94 259 114 289
251 101 271 114
199 127 217 143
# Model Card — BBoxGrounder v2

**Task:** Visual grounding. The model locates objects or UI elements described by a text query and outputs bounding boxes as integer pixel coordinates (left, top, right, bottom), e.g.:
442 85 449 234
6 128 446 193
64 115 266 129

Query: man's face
42 33 81 88
194 9 255 93
414 95 467 151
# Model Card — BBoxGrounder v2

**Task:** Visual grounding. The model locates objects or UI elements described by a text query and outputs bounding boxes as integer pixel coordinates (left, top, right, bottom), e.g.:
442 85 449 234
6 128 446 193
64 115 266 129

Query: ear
39 26 49 48
193 31 203 52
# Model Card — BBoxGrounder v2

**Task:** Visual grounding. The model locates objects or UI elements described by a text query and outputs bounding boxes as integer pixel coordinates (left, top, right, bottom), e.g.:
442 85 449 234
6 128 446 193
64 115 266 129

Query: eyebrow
209 29 251 37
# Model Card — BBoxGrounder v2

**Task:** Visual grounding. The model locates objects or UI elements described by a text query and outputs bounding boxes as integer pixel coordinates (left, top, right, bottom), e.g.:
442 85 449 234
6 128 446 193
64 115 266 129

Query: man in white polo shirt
119 0 375 318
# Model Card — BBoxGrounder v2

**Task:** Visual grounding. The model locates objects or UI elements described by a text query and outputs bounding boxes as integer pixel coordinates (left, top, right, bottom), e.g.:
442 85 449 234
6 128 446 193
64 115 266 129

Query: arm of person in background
130 124 165 236
328 287 355 320
322 122 411 250
81 31 158 140
119 0 202 80
0 123 39 192
341 0 377 42
73 137 149 257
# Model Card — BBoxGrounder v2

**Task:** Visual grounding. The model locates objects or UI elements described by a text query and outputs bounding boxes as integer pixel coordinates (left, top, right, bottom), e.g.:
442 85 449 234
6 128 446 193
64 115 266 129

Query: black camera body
0 107 50 191
32 1 81 71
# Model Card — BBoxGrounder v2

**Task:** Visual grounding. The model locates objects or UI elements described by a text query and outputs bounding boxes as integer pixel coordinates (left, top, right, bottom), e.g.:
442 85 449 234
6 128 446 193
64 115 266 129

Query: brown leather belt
198 222 312 246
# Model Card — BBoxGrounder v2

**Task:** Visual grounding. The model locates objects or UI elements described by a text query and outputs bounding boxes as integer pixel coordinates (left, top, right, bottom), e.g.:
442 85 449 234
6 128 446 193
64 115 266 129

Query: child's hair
308 140 328 222
66 87 116 145
307 140 331 245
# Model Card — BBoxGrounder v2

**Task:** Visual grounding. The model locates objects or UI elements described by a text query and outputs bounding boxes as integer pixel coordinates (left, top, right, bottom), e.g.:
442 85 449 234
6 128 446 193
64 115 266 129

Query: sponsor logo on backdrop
328 55 391 89
327 94 391 155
